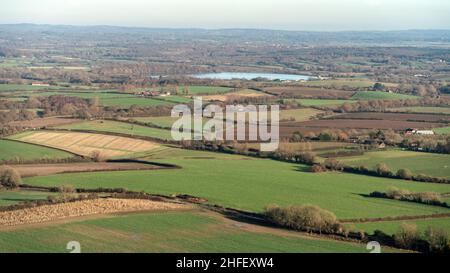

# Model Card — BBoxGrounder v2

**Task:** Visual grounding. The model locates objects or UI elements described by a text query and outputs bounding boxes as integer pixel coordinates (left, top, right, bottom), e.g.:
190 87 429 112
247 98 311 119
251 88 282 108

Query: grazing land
264 86 355 99
351 91 418 100
434 126 450 134
0 211 374 253
23 147 450 219
295 99 356 106
9 131 160 158
0 139 74 162
329 112 450 123
7 117 82 128
339 149 450 178
0 190 58 207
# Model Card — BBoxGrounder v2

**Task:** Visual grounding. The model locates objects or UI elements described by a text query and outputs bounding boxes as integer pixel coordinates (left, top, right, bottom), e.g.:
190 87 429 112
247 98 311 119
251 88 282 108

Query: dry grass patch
0 198 190 227
12 131 159 158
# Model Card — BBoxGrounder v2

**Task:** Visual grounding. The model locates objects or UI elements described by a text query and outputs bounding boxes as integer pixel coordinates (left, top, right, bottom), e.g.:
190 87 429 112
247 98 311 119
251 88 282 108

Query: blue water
193 72 311 81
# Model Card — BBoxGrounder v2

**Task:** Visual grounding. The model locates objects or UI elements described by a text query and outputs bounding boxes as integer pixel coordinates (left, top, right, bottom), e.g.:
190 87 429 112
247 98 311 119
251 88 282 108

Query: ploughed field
9 131 160 158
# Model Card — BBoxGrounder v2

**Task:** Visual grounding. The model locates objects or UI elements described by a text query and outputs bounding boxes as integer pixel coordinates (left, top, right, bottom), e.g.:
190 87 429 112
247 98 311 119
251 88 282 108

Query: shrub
324 158 343 171
0 166 22 188
57 184 76 193
394 223 420 249
310 164 326 173
90 150 105 162
265 204 342 234
376 163 392 177
424 227 450 253
397 168 413 180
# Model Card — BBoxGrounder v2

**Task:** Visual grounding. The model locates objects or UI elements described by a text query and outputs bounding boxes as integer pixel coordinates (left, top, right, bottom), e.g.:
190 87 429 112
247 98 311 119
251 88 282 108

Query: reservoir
193 72 312 81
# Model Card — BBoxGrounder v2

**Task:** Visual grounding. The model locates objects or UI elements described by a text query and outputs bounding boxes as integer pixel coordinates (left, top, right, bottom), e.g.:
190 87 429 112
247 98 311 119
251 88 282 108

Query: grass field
0 211 373 253
351 91 418 100
280 108 324 121
23 147 450 220
434 126 450 135
347 218 450 236
100 97 175 108
0 190 56 207
56 120 173 141
388 107 450 115
9 131 160 158
0 139 74 162
303 79 377 88
295 99 356 106
339 149 450 178
0 84 66 92
180 85 233 94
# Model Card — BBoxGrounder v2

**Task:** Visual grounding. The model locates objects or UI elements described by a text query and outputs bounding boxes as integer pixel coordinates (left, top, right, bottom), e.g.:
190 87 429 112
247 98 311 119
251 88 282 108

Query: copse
0 166 22 189
265 204 343 234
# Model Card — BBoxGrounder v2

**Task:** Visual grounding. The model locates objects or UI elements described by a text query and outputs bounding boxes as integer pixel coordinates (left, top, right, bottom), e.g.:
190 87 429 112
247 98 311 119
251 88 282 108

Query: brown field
8 117 82 128
10 162 165 177
263 86 355 99
329 112 450 123
0 199 190 227
13 131 160 158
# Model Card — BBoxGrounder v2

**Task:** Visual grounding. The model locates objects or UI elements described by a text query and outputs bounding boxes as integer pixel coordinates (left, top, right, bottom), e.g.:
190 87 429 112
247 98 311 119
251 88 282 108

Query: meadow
295 99 356 106
56 120 173 141
0 211 371 253
0 190 57 207
339 149 450 178
0 139 74 162
434 126 450 135
23 147 450 220
347 217 450 236
180 85 233 94
351 91 418 100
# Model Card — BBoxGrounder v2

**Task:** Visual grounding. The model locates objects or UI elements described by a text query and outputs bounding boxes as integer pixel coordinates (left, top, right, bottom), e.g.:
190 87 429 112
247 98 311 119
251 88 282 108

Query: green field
56 120 173 140
0 211 373 253
304 79 376 88
434 126 450 135
351 91 418 100
131 116 179 128
347 217 450 236
0 84 66 92
0 139 74 162
388 107 450 115
23 147 450 220
99 97 175 108
180 85 233 94
280 108 324 121
340 149 450 178
0 190 56 207
295 99 356 106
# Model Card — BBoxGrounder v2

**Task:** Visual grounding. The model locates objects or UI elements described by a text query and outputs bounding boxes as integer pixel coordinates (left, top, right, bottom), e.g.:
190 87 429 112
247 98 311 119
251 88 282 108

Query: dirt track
11 162 165 177
0 199 190 227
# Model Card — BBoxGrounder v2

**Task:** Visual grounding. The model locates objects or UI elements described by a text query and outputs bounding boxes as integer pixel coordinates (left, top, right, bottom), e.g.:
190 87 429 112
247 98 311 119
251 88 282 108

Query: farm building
405 128 435 136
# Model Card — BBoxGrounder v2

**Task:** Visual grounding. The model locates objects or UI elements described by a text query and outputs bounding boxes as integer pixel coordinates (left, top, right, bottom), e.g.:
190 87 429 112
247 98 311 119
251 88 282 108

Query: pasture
339 149 450 178
56 120 173 141
295 99 356 106
24 147 450 219
434 126 450 134
0 211 371 253
0 190 57 207
180 85 233 94
9 131 160 158
351 91 418 100
0 139 74 162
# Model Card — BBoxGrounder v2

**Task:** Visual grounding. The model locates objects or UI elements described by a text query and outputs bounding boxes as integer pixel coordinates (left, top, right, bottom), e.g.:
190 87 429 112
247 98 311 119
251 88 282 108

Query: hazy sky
1 0 449 31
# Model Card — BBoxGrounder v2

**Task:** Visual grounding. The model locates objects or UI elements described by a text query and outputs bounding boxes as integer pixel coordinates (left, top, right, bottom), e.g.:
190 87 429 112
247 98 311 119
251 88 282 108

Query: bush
394 223 420 249
310 164 326 173
376 163 392 177
0 166 22 188
265 204 342 234
324 158 343 171
57 184 76 193
424 227 450 253
397 168 413 180
90 150 105 162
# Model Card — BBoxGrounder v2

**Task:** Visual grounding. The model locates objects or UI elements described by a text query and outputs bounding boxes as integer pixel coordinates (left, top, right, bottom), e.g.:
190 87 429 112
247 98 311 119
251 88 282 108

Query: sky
0 0 449 31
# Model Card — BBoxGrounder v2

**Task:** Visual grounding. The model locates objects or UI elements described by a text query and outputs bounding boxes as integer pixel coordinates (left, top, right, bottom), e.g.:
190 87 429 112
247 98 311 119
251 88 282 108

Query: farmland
0 190 58 207
0 139 74 162
264 86 355 99
434 126 450 134
23 147 450 219
0 84 66 92
351 91 418 100
0 211 372 253
279 108 324 121
295 99 356 106
339 149 450 178
9 131 160 158
388 107 450 115
329 112 450 123
55 120 173 141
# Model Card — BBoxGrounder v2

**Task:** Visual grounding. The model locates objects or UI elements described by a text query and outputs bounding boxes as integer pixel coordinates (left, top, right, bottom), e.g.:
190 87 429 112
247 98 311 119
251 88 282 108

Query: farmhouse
404 128 435 136
31 82 50 87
